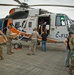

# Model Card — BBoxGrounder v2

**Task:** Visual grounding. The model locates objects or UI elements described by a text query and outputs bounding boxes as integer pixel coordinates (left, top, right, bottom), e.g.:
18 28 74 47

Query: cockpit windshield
7 11 29 19
55 14 72 26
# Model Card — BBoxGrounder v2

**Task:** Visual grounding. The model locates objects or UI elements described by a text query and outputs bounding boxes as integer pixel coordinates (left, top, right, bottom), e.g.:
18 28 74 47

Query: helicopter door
21 16 37 34
50 14 69 41
38 16 50 35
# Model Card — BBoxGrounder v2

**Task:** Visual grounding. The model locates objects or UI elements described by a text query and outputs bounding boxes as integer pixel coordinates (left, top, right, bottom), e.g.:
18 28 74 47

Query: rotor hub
20 3 29 8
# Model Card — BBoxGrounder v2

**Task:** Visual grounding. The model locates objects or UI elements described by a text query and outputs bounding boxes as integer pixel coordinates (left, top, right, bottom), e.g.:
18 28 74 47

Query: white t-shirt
46 25 49 30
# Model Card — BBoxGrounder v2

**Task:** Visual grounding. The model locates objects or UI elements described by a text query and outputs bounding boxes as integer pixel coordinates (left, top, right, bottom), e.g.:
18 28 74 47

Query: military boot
0 56 4 60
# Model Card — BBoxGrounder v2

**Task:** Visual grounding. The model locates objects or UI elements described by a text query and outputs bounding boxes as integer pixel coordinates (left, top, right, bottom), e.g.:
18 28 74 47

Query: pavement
0 41 74 75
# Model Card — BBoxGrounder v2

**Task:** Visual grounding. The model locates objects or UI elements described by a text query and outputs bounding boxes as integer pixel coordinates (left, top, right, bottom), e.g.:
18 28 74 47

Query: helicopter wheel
14 43 22 49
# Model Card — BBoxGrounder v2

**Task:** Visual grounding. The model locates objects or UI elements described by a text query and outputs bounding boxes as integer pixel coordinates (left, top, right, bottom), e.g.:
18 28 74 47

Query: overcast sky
0 0 74 19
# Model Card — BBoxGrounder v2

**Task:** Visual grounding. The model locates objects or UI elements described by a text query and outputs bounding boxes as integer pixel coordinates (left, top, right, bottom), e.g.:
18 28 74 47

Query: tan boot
7 52 12 55
26 53 31 55
0 56 4 60
10 52 14 54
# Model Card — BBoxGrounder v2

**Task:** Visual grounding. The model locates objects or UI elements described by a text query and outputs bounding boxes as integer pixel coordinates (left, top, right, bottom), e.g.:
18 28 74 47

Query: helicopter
1 0 74 48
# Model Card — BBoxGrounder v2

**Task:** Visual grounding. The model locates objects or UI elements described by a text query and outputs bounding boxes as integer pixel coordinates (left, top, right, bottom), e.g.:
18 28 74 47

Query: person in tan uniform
6 24 14 55
0 29 7 60
27 28 39 55
68 32 74 74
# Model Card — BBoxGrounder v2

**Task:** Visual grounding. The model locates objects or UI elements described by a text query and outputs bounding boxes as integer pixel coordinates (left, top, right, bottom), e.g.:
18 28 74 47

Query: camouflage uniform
6 28 14 55
0 30 5 60
29 39 37 55
69 35 74 74
7 37 12 54
27 28 39 55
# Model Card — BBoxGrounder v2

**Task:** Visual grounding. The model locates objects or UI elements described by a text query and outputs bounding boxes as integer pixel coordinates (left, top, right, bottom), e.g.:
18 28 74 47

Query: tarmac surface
0 41 74 75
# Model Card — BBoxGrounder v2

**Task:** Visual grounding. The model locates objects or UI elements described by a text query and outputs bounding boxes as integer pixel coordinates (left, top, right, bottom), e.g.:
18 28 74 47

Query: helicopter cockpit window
65 15 72 27
60 16 65 26
56 15 66 26
15 22 20 29
22 21 26 28
28 22 32 28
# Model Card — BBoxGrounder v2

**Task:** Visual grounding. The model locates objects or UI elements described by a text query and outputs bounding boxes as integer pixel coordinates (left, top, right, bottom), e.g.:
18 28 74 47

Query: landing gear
14 43 22 49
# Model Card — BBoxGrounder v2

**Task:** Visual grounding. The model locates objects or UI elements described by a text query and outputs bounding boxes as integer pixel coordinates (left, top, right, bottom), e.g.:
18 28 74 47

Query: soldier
27 28 39 55
68 32 74 74
6 24 14 55
0 29 7 60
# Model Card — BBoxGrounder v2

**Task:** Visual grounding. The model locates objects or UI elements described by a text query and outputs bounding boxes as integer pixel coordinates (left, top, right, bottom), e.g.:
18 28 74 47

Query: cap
33 28 37 31
69 32 74 34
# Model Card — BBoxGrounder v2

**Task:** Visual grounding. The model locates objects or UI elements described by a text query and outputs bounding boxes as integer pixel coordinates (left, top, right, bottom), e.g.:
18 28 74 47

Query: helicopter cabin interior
38 15 50 35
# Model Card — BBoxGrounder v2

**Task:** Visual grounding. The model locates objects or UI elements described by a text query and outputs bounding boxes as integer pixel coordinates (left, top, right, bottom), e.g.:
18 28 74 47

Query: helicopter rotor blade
29 4 74 8
0 4 19 6
14 0 22 5
0 2 74 8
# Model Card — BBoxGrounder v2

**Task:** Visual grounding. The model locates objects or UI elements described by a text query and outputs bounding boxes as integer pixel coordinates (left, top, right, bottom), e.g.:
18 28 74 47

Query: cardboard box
9 33 18 39
0 35 7 44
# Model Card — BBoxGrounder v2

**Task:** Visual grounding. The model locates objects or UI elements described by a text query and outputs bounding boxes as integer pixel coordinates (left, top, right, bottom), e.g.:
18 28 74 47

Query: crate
9 33 18 39
0 35 7 44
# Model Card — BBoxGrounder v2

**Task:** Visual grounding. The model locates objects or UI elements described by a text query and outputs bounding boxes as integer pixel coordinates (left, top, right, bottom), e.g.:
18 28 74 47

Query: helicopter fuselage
3 7 73 43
